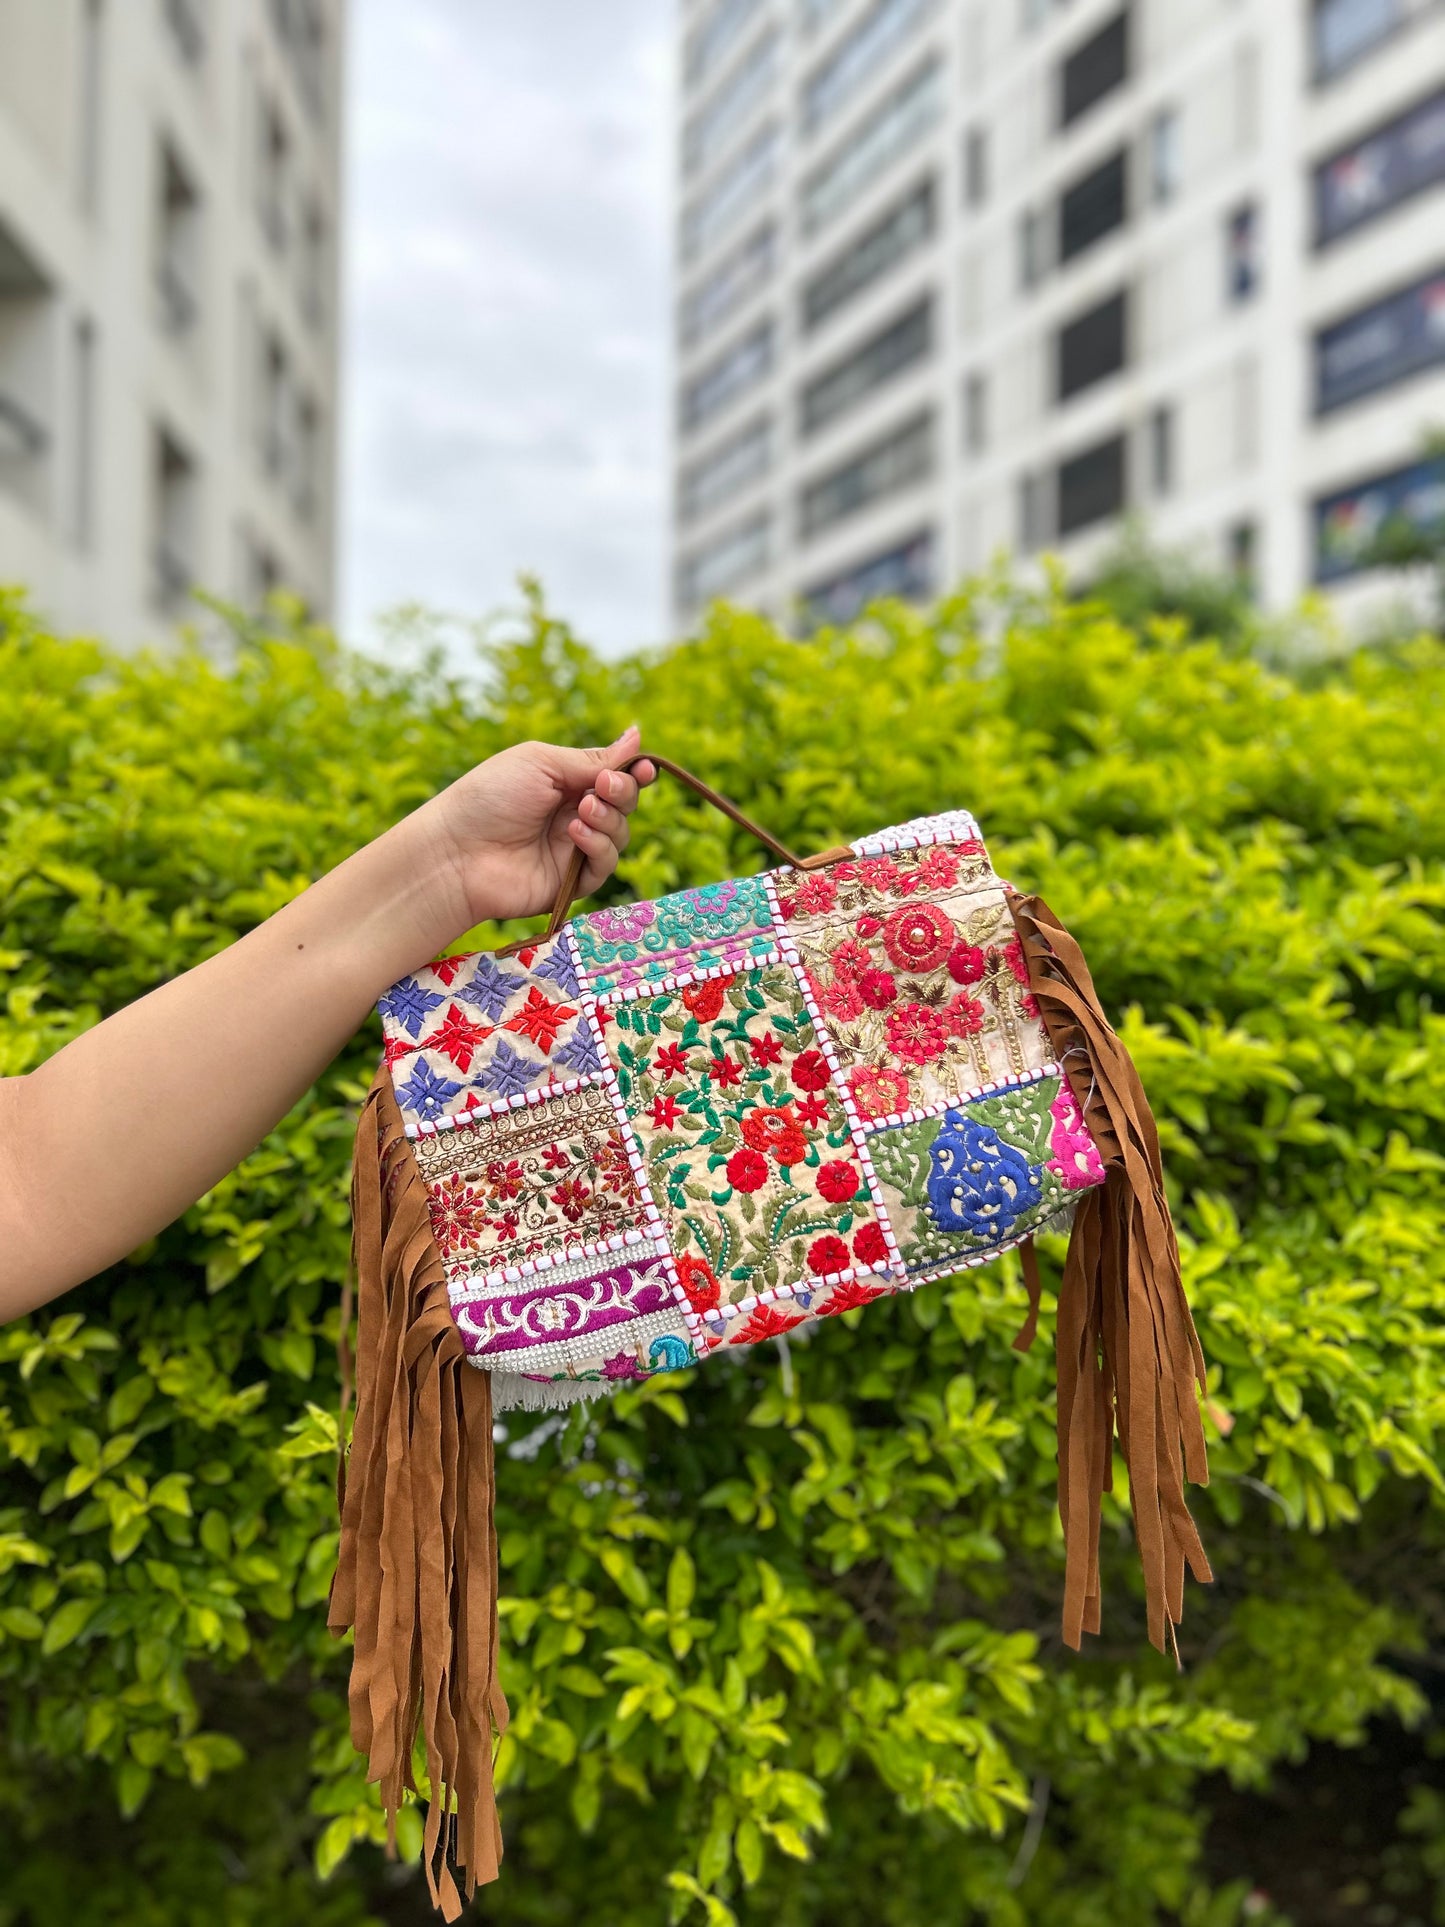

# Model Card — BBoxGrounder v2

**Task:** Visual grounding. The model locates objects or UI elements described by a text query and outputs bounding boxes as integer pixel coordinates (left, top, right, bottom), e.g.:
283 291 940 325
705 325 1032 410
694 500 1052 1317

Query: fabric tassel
329 1067 508 1917
1006 892 1212 1654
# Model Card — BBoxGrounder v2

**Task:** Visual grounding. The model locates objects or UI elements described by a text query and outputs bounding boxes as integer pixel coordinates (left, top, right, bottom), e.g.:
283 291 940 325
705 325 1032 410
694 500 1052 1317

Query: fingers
566 814 622 889
562 726 657 800
576 788 630 853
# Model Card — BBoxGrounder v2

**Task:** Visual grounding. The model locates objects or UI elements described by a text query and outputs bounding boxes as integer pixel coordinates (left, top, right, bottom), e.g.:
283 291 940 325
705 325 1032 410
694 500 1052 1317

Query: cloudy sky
339 2 675 656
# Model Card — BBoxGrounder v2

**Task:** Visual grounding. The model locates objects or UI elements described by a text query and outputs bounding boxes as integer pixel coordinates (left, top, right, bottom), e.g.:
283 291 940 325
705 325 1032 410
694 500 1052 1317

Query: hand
423 726 657 930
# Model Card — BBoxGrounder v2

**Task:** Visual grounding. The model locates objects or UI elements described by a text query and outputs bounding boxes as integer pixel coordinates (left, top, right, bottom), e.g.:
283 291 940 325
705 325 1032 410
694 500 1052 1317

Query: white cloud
339 1 675 657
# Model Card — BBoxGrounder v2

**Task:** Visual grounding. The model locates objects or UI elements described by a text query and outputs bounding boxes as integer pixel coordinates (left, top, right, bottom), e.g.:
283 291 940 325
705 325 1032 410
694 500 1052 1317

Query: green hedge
1 579 1443 1926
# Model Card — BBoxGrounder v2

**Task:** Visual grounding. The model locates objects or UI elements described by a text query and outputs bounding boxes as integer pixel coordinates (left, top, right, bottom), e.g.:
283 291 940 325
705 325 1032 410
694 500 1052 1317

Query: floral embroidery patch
379 935 600 1130
611 963 887 1320
777 849 1052 1116
867 1075 1074 1278
410 1084 645 1275
573 875 776 994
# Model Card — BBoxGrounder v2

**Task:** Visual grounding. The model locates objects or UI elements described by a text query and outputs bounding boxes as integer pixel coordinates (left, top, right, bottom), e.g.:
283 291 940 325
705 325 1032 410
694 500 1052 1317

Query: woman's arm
0 730 655 1323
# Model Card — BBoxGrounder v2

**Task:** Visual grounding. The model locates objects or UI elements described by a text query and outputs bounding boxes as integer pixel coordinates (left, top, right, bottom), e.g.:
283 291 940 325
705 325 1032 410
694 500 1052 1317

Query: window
1018 471 1048 550
803 181 934 332
1019 206 1051 288
260 332 291 478
1149 108 1180 204
294 393 320 521
1056 288 1127 399
680 223 775 349
79 0 104 216
1228 519 1257 591
686 0 764 87
257 95 290 253
799 411 933 538
1312 0 1408 81
1314 86 1445 248
681 124 777 262
684 29 777 177
1059 149 1127 263
800 298 932 436
1226 201 1260 303
964 371 988 453
679 512 770 604
800 61 941 237
156 139 201 335
679 415 771 523
69 315 96 548
1314 454 1445 580
270 0 326 120
963 125 988 207
153 425 198 608
163 0 205 64
1060 10 1128 128
803 529 935 626
299 200 326 329
802 0 937 136
1148 404 1174 495
0 217 53 515
240 527 284 607
1315 266 1445 413
680 321 774 430
1057 431 1125 535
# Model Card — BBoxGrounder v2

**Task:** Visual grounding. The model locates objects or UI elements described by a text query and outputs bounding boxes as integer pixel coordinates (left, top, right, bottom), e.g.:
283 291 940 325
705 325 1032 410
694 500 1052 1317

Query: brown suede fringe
1006 891 1213 1654
329 1067 508 1918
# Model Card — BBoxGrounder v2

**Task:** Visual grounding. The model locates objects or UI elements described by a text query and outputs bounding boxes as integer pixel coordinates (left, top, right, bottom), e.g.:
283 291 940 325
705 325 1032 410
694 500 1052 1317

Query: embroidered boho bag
329 756 1211 1917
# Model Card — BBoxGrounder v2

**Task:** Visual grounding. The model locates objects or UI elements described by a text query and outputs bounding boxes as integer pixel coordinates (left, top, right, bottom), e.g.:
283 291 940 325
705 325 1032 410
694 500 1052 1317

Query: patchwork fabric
376 805 1107 1402
379 934 600 1133
573 876 776 994
411 1084 645 1276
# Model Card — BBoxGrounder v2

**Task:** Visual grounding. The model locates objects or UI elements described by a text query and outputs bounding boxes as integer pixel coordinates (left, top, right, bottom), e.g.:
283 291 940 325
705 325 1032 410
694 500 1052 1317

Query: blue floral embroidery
925 1112 1043 1241
532 939 580 995
396 1058 464 1120
460 954 520 1023
648 1333 696 1373
477 1038 543 1100
553 1026 602 1076
378 978 445 1039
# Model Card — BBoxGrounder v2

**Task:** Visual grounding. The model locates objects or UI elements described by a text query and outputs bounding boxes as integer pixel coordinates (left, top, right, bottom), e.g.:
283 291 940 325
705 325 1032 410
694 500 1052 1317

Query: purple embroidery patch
450 1253 674 1357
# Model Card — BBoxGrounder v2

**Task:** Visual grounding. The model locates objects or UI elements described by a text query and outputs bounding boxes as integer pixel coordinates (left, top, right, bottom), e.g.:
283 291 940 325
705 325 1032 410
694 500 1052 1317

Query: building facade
671 0 1445 629
0 0 343 648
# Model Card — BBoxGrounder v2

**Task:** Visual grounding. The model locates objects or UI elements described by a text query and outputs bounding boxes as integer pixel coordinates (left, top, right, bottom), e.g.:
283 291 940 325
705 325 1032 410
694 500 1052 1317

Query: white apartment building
0 0 343 648
671 0 1445 630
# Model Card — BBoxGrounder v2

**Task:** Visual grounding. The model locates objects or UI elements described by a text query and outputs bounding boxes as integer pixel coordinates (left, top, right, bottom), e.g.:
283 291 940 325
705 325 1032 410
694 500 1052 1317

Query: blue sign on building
1314 456 1445 581
1315 85 1445 247
1316 267 1445 411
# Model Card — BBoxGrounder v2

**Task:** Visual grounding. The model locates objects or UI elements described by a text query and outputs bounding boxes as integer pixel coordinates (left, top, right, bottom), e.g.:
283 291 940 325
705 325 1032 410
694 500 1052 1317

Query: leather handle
500 752 851 954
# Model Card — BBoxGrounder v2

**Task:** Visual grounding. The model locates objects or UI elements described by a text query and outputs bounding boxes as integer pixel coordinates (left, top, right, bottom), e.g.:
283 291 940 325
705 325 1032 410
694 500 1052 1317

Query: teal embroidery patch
574 875 777 994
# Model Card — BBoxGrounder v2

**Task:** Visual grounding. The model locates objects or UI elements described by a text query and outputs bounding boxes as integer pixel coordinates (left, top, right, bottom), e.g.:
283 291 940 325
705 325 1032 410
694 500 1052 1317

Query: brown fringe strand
1007 891 1212 1653
329 1067 508 1917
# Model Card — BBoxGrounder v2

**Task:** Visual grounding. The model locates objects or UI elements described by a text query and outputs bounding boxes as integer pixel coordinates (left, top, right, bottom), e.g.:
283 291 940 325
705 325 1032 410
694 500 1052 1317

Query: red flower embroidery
750 1031 784 1067
1002 936 1031 987
914 847 960 890
382 1032 417 1069
958 836 986 855
856 856 900 892
831 938 873 978
815 1160 860 1203
852 1221 889 1266
820 976 864 1022
795 1093 831 1126
886 1001 950 1065
675 1253 720 1312
504 986 577 1053
858 968 898 1010
485 1158 525 1200
795 872 838 915
709 1053 744 1088
655 1042 691 1078
790 1049 831 1092
822 1272 891 1315
856 913 884 939
550 1177 592 1221
1022 991 1040 1020
943 991 985 1037
650 1094 682 1130
947 942 987 985
491 1210 519 1242
542 1145 571 1171
726 1147 769 1193
848 1065 910 1120
430 955 467 987
429 1173 483 1257
741 1107 808 1165
596 1137 636 1193
426 1002 492 1072
681 978 728 1021
774 894 797 919
807 1234 851 1274
882 902 954 974
732 1301 807 1345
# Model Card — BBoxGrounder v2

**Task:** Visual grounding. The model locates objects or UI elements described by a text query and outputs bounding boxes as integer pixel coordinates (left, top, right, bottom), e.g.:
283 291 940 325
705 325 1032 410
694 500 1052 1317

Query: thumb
554 725 649 791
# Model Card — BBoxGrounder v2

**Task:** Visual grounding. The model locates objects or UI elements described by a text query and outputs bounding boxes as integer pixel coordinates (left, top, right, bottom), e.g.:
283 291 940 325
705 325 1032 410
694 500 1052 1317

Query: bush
1 578 1443 1926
